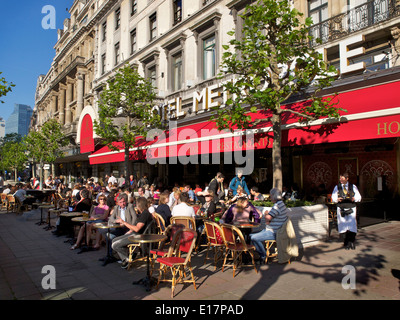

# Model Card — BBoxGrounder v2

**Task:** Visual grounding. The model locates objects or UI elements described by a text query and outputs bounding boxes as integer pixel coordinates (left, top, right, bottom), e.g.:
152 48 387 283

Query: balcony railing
309 0 400 45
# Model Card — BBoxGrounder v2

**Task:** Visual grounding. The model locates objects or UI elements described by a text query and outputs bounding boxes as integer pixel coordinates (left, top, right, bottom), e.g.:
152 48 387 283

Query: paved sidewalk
0 208 399 301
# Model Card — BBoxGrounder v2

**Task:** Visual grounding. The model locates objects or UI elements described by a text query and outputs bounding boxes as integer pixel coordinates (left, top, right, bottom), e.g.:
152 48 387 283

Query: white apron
337 207 357 234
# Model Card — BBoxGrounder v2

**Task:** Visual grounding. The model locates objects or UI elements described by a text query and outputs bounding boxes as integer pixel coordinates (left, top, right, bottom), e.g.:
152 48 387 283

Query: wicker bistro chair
170 216 196 230
203 221 225 270
220 224 258 277
152 212 166 234
126 220 156 270
7 194 16 213
149 224 186 275
156 228 197 298
264 240 278 264
1 193 8 211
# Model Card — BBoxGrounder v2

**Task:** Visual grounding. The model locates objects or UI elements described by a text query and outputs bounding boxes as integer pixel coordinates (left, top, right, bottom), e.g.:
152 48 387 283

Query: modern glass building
5 103 33 137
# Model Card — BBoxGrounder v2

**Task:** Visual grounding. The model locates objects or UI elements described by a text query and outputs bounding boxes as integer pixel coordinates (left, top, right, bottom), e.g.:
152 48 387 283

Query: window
130 29 137 54
115 8 121 30
149 13 157 42
172 53 183 91
308 0 328 42
131 0 138 16
173 0 182 25
101 54 106 74
140 50 160 90
190 12 221 81
203 35 216 80
102 21 107 42
115 42 120 65
148 66 157 88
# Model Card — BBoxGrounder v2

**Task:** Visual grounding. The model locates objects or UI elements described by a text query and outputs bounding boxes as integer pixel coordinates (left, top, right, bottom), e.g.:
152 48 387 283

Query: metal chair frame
156 228 197 298
220 224 258 277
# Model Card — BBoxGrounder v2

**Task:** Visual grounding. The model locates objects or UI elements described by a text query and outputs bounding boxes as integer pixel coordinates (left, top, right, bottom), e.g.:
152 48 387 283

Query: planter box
255 204 329 248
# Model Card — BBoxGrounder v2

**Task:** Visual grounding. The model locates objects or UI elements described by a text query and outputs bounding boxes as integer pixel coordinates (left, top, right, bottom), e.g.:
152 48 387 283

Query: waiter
331 173 362 250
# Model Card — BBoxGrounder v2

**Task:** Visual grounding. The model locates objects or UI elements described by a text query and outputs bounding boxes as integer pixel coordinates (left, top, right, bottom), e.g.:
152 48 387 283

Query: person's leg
249 229 275 261
111 233 134 263
71 225 84 249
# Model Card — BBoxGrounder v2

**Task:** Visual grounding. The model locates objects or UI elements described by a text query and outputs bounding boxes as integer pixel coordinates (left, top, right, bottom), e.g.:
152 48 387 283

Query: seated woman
220 197 261 224
226 185 249 205
155 192 172 229
70 195 110 250
249 188 289 264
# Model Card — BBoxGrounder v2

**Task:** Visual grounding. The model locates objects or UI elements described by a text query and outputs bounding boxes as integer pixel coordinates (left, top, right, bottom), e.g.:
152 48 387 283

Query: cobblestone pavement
0 208 399 302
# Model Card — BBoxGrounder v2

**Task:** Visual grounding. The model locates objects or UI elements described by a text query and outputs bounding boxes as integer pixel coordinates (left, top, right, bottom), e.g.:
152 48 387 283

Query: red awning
89 81 400 164
80 114 95 153
89 140 152 165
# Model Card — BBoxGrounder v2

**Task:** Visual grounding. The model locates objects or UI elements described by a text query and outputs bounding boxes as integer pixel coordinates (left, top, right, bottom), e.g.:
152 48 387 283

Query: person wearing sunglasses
71 196 110 250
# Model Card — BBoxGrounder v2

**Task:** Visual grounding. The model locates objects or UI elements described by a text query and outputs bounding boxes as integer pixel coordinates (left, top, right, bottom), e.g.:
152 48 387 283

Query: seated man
97 193 137 263
250 186 265 201
13 184 28 205
171 192 195 218
112 197 154 268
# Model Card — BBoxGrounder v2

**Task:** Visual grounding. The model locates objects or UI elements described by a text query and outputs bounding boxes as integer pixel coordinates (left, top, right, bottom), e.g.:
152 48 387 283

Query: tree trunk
39 161 44 190
271 113 283 190
124 146 130 189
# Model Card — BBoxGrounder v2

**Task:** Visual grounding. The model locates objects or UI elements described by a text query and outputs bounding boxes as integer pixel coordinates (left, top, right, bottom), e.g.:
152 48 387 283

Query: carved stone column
50 93 57 116
390 26 400 67
76 68 86 121
59 84 66 125
65 77 74 125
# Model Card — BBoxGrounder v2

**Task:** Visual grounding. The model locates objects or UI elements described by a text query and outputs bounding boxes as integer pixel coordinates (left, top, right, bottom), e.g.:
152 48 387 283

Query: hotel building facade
33 0 400 220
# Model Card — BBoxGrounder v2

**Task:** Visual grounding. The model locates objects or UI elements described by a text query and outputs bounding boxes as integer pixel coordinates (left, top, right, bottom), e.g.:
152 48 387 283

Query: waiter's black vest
337 183 356 209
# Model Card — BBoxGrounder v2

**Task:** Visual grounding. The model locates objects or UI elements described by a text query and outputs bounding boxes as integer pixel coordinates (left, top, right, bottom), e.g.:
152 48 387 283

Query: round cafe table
222 221 260 243
128 234 167 291
44 207 67 231
36 204 54 226
71 215 92 254
93 222 124 266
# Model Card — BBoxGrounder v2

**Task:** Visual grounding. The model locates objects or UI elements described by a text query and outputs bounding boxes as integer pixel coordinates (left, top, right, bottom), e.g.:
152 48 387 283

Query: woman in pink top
70 196 110 250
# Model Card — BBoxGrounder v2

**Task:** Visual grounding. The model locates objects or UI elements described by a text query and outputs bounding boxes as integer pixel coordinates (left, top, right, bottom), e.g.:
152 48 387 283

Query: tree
213 0 344 190
25 119 69 190
0 140 27 181
94 64 161 187
0 133 23 178
0 72 15 103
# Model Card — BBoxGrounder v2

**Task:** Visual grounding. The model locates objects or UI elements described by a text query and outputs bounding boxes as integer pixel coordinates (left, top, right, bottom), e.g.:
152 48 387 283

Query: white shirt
331 183 361 203
108 175 117 185
120 207 126 221
171 202 195 218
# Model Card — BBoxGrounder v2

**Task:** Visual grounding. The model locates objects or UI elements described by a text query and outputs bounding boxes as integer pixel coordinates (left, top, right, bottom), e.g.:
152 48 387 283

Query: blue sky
0 1 72 122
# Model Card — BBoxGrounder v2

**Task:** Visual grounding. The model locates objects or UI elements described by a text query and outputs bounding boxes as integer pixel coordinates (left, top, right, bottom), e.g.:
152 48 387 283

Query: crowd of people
1 169 360 270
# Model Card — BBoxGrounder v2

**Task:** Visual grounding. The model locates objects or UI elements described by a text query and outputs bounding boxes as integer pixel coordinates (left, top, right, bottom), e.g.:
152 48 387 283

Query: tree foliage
213 0 345 189
25 119 69 189
94 64 161 183
0 72 15 103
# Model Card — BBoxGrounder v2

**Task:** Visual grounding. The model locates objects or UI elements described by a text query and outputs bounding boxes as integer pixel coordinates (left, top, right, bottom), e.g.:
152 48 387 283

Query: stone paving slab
0 209 399 303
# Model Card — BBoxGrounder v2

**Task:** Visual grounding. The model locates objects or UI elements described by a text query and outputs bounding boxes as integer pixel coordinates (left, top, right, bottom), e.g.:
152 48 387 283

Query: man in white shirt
331 172 362 250
171 192 195 218
108 173 118 185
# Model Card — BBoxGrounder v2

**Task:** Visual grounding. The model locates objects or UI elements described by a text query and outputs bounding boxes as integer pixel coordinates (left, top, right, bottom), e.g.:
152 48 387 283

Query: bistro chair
149 223 185 275
1 193 8 211
156 228 197 298
6 195 16 213
15 197 29 215
220 224 258 277
152 212 166 234
126 220 156 270
170 216 196 230
264 240 278 264
203 221 225 270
